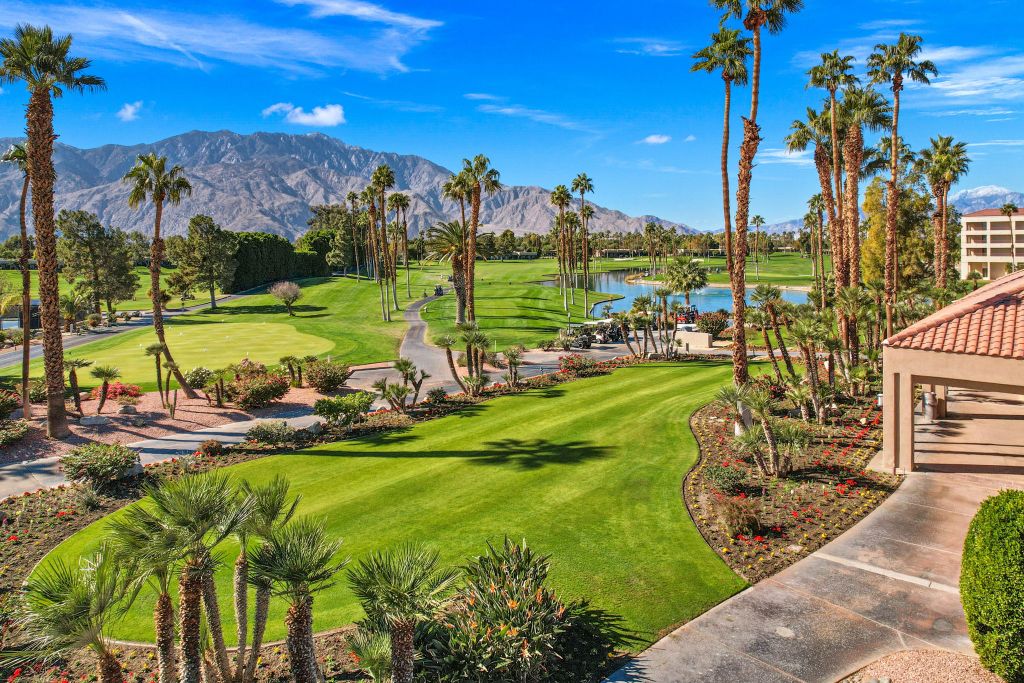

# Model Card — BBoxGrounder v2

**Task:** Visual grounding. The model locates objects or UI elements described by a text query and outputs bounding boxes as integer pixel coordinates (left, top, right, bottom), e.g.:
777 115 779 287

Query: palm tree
1001 203 1019 272
371 164 398 313
920 137 969 287
1 24 105 438
146 342 167 407
836 285 868 366
109 505 185 683
58 291 83 333
752 284 796 377
665 257 709 307
89 364 119 414
426 221 468 324
610 312 638 357
461 155 501 321
346 191 363 280
572 173 595 314
711 0 804 387
2 142 33 419
123 153 198 398
147 473 250 683
807 50 858 265
388 192 412 298
808 194 827 307
785 381 811 422
433 333 467 393
715 383 751 435
63 358 91 414
867 33 938 336
841 86 891 287
16 549 125 683
748 308 783 382
750 214 766 278
550 185 572 310
745 388 782 476
691 27 752 277
348 544 461 683
790 316 823 421
249 517 347 683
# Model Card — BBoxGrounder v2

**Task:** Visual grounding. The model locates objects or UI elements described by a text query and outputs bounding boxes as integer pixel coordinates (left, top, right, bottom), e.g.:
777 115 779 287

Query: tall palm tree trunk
27 88 69 438
17 172 31 420
719 79 735 275
285 596 319 683
844 127 863 287
201 575 233 683
150 202 198 398
155 592 178 683
351 217 362 280
466 190 481 321
829 91 845 285
885 83 902 338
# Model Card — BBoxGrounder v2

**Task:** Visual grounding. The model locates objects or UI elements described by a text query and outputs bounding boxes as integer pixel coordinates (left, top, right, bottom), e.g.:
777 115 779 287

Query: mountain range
0 130 694 240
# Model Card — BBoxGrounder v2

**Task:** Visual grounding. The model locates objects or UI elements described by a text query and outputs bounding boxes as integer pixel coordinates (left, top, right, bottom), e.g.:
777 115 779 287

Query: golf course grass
38 361 746 645
0 267 219 311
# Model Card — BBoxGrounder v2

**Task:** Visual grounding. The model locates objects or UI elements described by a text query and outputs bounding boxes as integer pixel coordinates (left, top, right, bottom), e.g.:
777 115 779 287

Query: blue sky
1 0 1022 229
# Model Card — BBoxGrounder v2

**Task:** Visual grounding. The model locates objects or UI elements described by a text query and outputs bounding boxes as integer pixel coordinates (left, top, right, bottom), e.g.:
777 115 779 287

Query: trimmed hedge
227 232 330 293
961 489 1024 682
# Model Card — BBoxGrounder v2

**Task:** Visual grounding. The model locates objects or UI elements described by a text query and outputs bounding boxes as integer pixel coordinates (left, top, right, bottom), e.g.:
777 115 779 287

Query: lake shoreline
629 276 812 294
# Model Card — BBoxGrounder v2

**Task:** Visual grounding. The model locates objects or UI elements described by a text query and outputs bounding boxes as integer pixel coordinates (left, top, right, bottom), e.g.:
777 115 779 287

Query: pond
543 269 808 315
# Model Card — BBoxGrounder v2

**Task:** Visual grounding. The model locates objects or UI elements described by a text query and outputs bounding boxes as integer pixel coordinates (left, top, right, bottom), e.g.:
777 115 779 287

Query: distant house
509 251 539 260
597 249 646 258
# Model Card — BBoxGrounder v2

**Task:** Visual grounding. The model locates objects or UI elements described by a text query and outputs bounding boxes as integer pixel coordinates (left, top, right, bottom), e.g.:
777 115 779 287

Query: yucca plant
433 334 467 393
63 358 92 414
745 388 782 477
145 342 166 406
89 364 120 414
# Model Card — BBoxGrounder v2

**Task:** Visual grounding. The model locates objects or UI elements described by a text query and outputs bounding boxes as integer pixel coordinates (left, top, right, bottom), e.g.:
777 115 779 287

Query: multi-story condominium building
960 207 1024 280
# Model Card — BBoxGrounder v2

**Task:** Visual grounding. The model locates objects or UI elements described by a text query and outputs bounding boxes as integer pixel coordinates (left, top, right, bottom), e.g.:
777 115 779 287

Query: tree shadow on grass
193 304 329 318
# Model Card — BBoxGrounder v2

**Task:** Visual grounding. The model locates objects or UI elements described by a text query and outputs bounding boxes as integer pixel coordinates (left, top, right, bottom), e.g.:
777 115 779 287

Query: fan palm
751 284 796 378
691 27 752 276
461 155 501 321
249 517 347 683
426 221 468 324
748 308 782 382
1001 203 1018 272
15 548 124 682
1 24 105 438
1 142 33 419
146 342 167 406
550 184 572 309
808 193 827 307
920 136 969 288
610 312 638 357
88 364 119 414
388 192 413 297
433 333 467 393
745 387 782 476
572 173 595 313
371 164 397 316
63 358 91 414
785 381 811 422
348 544 461 683
868 33 938 336
790 317 823 421
665 257 709 307
123 153 197 397
715 383 750 435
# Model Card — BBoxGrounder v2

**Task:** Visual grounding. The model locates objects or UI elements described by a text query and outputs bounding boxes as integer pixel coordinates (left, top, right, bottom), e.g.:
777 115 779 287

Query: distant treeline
228 232 329 293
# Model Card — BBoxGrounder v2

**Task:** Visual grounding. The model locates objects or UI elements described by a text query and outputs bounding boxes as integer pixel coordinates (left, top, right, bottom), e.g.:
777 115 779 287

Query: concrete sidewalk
607 469 1024 682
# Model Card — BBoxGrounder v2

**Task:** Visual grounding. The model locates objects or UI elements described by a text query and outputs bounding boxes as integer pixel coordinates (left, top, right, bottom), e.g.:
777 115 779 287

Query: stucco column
897 373 916 472
936 384 948 418
882 361 899 473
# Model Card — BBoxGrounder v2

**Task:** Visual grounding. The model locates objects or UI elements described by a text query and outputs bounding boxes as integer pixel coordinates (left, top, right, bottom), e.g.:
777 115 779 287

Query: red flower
6 534 17 542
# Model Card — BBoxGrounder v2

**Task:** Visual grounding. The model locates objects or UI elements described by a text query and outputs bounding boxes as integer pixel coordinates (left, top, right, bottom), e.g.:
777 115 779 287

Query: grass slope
39 362 745 645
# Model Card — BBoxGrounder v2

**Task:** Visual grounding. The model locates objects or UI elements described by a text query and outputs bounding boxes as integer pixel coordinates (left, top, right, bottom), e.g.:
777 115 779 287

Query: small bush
60 443 140 489
426 387 448 403
5 329 22 346
227 373 290 410
313 391 375 429
559 353 600 377
197 439 225 457
718 495 760 536
704 462 746 494
86 313 102 328
246 420 297 445
89 381 142 401
0 391 20 419
961 490 1024 682
184 366 216 389
304 360 352 393
27 380 47 403
750 376 787 402
0 419 29 447
230 358 267 378
696 311 729 340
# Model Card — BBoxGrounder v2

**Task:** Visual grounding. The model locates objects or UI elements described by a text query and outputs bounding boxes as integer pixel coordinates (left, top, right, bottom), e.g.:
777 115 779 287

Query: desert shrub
197 439 225 457
86 313 101 328
704 462 746 495
227 373 290 410
696 311 729 340
426 387 448 403
750 376 787 402
5 329 22 346
961 490 1024 682
184 366 216 389
313 391 374 429
0 391 19 419
89 381 142 401
59 443 140 489
246 419 297 445
304 360 352 393
115 394 140 407
559 353 600 377
230 358 268 377
27 380 47 403
540 338 557 352
0 419 29 447
717 495 760 536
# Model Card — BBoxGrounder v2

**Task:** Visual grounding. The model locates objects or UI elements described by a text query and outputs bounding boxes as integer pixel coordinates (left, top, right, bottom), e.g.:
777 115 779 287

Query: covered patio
881 270 1024 473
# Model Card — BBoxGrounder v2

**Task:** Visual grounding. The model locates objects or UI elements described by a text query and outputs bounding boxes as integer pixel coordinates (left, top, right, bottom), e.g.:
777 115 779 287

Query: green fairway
694 253 823 287
39 362 746 645
0 267 219 311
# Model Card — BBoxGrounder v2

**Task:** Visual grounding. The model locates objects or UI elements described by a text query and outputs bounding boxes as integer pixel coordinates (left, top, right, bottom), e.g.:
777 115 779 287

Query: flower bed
685 399 901 582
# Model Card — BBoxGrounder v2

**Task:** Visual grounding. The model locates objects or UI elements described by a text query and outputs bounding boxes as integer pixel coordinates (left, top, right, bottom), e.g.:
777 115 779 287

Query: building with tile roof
959 206 1024 281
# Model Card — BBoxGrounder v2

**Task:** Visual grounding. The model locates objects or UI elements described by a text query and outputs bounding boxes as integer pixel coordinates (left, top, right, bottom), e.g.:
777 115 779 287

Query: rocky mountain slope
949 185 1024 214
0 130 694 240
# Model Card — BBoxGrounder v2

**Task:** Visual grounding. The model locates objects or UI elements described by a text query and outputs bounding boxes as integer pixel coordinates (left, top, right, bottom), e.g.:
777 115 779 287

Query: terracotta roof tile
885 270 1024 360
963 208 1024 217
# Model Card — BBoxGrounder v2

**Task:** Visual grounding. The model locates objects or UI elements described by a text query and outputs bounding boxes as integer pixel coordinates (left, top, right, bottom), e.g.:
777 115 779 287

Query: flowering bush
184 366 216 389
695 312 729 340
304 360 352 393
89 381 142 401
0 391 19 419
59 443 140 489
227 372 290 410
750 376 787 402
704 461 746 494
558 353 600 377
230 358 267 377
197 439 225 457
0 419 29 447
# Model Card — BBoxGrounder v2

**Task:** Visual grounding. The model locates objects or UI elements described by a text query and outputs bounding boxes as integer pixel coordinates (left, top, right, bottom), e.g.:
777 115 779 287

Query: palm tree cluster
548 174 597 316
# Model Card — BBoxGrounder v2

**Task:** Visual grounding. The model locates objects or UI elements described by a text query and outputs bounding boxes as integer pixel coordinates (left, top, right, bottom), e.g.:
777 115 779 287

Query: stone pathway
606 469 1024 682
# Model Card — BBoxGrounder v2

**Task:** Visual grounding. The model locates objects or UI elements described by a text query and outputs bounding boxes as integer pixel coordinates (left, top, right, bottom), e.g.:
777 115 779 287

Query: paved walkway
608 391 1024 683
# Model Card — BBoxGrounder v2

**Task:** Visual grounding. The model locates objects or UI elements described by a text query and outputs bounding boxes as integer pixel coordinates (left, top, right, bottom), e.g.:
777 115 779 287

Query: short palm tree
145 342 167 406
748 308 783 382
1002 203 1019 271
751 283 796 377
89 364 120 414
348 544 461 683
249 517 348 683
433 333 467 393
790 317 824 421
426 221 468 324
665 257 709 307
785 381 812 422
745 387 782 476
1 24 105 439
2 141 33 419
715 383 750 435
610 312 638 357
16 548 124 683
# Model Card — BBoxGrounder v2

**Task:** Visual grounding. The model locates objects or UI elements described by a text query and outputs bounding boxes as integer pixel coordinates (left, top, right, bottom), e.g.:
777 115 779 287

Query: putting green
82 322 333 382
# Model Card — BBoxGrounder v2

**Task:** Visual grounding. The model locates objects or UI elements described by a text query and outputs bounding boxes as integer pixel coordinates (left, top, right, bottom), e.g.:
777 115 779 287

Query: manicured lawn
39 362 746 645
656 253 824 288
0 267 218 311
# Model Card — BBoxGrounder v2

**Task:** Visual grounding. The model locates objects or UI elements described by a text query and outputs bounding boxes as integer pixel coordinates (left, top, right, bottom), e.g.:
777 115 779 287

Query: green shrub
27 379 47 403
230 358 268 377
0 419 29 447
197 439 224 457
86 313 102 328
5 329 22 346
312 391 374 429
0 391 19 419
59 443 140 489
304 360 352 393
227 373 290 410
704 462 746 495
184 366 216 389
696 312 729 340
425 387 448 403
245 419 298 445
717 495 760 536
961 490 1024 682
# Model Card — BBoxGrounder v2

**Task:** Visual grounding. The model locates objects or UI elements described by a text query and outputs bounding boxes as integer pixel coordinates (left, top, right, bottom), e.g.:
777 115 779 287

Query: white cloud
116 101 143 122
274 0 441 30
918 46 993 63
476 102 589 132
757 148 813 167
0 1 438 75
639 134 671 145
968 139 1024 148
684 134 697 143
614 37 685 57
463 93 502 101
262 102 346 126
857 19 922 31
923 107 1016 117
929 55 1024 101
